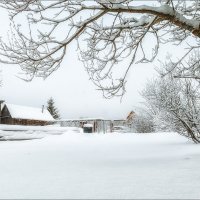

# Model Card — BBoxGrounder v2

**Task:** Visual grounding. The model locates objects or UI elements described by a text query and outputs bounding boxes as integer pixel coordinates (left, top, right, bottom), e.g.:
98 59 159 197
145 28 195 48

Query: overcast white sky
1 45 157 119
0 5 182 120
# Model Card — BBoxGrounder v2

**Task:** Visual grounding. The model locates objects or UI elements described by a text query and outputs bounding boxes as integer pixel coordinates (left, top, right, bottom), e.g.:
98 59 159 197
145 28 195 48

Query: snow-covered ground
0 124 82 140
0 131 200 199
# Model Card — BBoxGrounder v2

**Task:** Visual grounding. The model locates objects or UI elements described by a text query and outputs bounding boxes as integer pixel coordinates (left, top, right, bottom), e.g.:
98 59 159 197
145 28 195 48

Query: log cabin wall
1 117 48 126
12 119 48 126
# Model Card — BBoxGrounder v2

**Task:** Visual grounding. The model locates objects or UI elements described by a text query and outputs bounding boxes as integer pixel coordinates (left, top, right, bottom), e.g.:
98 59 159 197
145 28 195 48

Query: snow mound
0 124 83 140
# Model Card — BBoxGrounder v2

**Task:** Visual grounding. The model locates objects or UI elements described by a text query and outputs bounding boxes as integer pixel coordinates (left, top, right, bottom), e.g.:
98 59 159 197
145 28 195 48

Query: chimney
42 105 44 113
0 100 5 124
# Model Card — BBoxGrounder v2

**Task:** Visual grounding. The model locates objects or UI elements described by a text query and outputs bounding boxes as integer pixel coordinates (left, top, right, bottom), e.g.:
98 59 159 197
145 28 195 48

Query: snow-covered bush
132 113 155 133
142 75 200 143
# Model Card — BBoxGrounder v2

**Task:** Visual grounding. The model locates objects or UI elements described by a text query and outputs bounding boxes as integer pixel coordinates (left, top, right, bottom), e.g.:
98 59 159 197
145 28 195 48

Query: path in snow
0 132 200 199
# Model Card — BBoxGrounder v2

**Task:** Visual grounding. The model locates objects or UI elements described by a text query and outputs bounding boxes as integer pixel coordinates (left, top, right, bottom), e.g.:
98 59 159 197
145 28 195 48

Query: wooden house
112 119 126 126
1 104 54 126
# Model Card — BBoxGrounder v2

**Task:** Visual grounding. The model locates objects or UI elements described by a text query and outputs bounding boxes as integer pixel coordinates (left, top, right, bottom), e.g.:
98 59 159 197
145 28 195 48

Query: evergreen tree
47 97 60 119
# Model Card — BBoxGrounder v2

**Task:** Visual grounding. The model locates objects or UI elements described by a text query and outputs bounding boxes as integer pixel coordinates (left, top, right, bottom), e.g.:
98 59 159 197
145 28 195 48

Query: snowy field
0 131 200 199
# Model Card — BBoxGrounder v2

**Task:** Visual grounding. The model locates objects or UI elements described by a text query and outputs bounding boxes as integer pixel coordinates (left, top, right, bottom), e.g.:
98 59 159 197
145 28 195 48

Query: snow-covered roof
58 117 104 121
4 104 54 121
83 123 93 128
57 118 111 122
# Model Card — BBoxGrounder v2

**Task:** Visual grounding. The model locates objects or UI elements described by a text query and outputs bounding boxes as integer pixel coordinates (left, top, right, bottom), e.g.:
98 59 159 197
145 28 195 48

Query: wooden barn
58 118 112 133
1 103 54 126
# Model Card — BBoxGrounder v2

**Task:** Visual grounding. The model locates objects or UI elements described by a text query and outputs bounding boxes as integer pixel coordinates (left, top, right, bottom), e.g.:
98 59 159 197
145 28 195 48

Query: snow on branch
0 0 200 97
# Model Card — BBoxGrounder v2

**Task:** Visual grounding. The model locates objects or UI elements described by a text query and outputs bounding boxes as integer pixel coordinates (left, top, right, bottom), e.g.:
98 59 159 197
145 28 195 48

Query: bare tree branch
0 0 199 97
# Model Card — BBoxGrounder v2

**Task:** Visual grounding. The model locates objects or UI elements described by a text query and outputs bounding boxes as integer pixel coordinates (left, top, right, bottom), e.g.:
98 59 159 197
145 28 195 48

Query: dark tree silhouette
47 97 60 120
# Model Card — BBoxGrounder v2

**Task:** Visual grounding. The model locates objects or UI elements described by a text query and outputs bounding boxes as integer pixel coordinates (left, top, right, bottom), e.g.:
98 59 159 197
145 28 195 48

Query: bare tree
132 109 155 133
142 75 200 143
0 0 200 97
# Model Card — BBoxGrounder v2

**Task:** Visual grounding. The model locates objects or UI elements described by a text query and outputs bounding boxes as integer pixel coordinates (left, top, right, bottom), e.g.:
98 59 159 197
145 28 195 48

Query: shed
57 118 111 133
1 104 54 126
